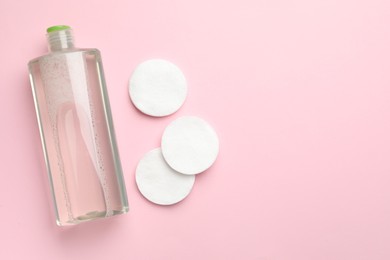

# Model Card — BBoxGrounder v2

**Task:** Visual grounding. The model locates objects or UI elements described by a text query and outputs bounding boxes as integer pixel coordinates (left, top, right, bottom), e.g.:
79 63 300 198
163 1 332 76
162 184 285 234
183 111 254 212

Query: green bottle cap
46 25 71 33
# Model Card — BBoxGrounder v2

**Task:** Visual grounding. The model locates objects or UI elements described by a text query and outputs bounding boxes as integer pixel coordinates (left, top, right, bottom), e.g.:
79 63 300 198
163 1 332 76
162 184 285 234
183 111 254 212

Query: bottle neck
47 29 75 52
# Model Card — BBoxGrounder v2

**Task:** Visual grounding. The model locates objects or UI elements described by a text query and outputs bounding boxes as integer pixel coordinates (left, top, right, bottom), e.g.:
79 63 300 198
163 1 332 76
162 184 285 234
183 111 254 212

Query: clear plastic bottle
28 26 129 226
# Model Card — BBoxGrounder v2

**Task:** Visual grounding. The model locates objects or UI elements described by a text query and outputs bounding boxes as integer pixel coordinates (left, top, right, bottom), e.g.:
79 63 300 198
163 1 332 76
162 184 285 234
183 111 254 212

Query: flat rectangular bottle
28 26 129 226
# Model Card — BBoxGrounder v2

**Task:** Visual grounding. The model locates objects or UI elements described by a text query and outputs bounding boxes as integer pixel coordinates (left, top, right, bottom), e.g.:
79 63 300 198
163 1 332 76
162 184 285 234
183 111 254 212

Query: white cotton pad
129 59 187 117
161 116 219 175
135 148 195 205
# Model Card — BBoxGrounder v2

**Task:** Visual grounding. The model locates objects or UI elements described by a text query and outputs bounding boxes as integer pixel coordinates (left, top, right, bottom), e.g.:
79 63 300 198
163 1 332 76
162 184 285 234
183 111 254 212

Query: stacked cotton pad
129 59 219 205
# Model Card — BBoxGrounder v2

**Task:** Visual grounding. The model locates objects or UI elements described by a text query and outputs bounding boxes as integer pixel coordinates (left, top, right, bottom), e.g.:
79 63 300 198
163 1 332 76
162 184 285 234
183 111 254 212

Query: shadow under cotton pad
129 59 187 117
135 148 195 205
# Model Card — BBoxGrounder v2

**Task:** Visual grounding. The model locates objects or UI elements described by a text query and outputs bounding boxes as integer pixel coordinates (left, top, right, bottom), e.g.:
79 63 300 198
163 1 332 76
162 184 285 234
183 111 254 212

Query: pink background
1 0 390 259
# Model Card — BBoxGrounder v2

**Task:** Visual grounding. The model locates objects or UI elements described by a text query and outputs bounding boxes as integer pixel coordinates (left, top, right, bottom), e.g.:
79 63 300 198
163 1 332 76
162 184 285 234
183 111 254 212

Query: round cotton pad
129 59 187 117
162 116 219 175
135 148 195 205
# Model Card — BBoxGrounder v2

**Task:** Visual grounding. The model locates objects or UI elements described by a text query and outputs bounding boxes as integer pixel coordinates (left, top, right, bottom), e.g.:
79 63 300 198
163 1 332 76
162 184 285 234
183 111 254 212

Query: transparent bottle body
29 48 128 226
